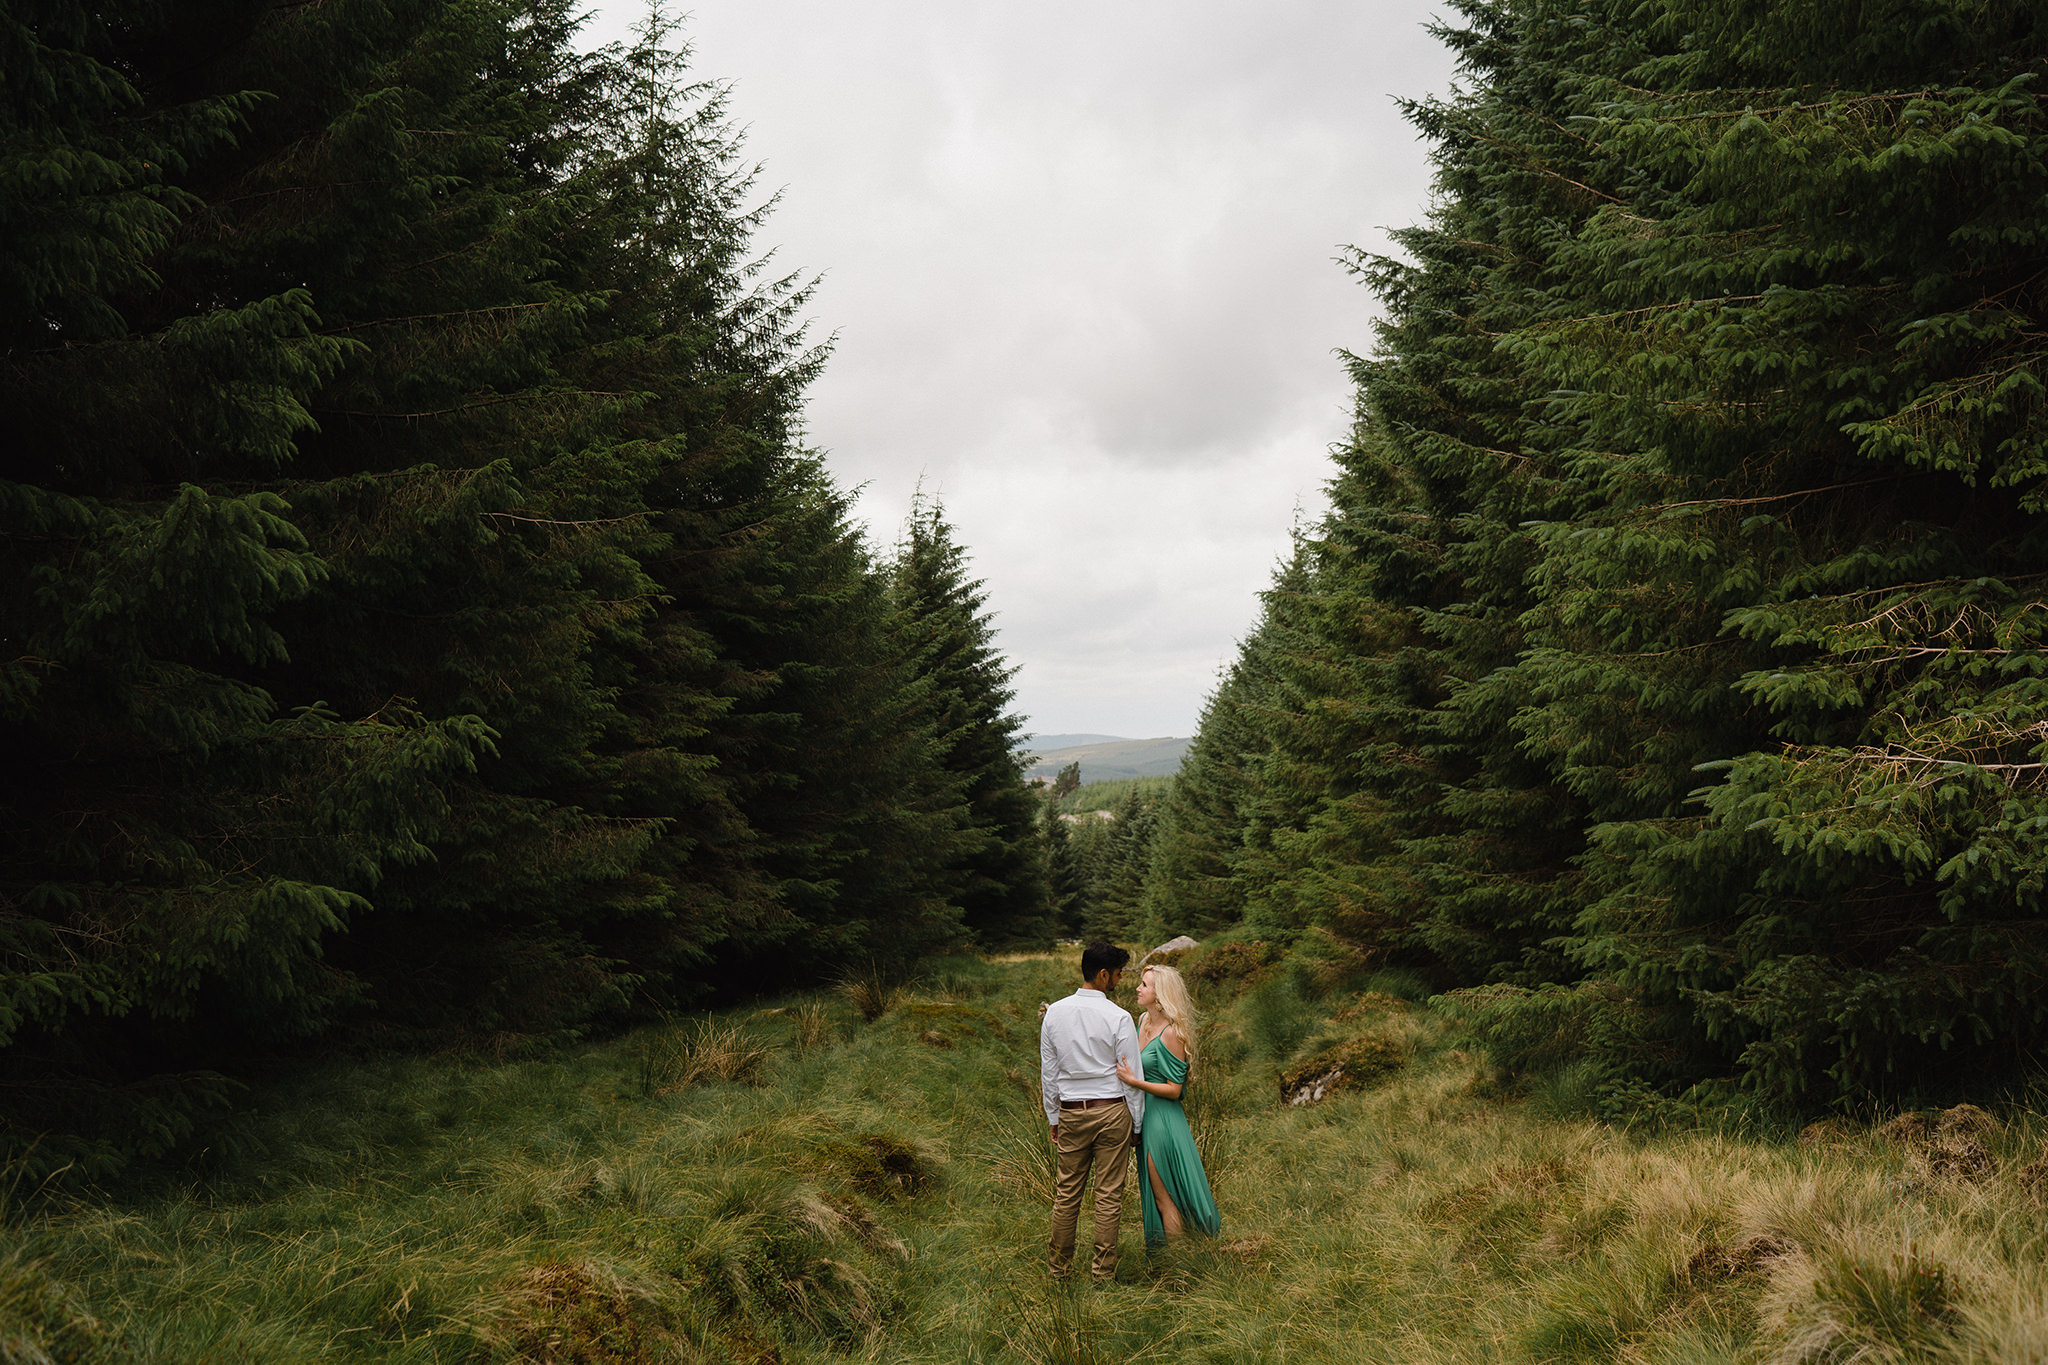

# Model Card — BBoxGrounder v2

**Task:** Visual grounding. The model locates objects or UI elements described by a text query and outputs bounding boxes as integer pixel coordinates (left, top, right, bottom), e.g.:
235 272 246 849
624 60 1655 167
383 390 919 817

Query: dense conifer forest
11 1 2048 1358
10 0 2048 1182
0 0 1046 1172
1147 0 2048 1114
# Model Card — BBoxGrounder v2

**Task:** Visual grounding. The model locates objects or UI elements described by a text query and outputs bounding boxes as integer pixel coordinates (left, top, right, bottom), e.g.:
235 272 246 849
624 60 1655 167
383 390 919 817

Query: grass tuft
1781 1248 1962 1363
670 1020 772 1088
839 968 903 1023
0 1239 101 1365
787 1002 834 1055
812 1132 940 1202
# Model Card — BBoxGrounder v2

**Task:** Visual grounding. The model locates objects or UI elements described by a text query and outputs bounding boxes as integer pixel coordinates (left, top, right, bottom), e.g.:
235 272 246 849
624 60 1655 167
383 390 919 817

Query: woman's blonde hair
1142 963 1199 1063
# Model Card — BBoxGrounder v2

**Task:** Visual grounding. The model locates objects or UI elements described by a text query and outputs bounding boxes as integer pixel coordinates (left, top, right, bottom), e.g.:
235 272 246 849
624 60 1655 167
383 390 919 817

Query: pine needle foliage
888 494 1051 948
0 0 1010 1169
1150 0 2048 1109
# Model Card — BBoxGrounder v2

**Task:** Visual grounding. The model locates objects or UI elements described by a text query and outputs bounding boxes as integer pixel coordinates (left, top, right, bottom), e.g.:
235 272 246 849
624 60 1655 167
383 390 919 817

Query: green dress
1137 1031 1220 1245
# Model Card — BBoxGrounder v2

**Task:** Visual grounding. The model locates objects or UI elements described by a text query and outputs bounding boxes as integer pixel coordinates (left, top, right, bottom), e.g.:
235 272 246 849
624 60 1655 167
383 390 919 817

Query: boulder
1140 935 1199 968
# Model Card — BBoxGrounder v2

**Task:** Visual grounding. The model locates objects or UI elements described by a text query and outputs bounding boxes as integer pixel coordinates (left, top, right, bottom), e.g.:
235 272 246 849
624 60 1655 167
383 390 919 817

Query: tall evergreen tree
1281 0 1603 986
1140 637 1272 941
0 0 995 1165
1041 803 1087 939
1085 786 1160 943
1495 0 2048 1104
1 0 513 1162
1155 0 2048 1107
889 496 1050 947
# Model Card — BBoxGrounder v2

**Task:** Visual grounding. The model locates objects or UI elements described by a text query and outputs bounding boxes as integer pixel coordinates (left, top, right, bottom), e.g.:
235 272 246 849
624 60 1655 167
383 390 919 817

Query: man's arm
1040 1004 1061 1139
1115 1009 1145 1127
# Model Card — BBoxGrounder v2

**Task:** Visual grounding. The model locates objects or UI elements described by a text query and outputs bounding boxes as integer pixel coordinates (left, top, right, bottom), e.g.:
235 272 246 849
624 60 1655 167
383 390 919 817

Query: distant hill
1022 735 1190 782
1019 733 1126 749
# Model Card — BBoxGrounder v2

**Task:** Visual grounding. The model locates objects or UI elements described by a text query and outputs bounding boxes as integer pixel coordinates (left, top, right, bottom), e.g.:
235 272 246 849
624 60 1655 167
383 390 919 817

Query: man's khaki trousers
1048 1100 1132 1281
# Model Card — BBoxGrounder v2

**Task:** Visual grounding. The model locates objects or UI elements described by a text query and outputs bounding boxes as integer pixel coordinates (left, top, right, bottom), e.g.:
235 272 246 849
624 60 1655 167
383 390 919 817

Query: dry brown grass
787 1002 834 1054
839 970 903 1023
668 1021 772 1088
485 1259 660 1364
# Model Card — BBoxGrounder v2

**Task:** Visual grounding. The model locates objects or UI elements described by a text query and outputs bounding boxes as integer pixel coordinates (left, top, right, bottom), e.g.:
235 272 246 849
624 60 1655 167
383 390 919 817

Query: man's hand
1049 1124 1059 1147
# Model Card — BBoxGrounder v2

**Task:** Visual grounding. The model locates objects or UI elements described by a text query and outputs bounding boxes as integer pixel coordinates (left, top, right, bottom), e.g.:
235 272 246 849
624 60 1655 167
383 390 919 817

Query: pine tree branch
1645 89 1947 122
317 303 564 335
480 511 649 528
327 391 636 419
1650 475 1901 511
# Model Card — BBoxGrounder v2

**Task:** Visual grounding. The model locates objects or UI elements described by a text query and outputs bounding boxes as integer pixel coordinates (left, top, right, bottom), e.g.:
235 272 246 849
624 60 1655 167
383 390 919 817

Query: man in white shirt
1039 941 1144 1282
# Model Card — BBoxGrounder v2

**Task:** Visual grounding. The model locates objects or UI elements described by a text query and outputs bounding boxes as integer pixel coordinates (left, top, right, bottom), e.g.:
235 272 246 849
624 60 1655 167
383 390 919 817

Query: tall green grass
5 947 2048 1362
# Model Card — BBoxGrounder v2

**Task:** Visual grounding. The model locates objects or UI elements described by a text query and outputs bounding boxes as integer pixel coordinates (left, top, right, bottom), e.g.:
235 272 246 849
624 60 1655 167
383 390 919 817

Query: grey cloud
588 0 1458 735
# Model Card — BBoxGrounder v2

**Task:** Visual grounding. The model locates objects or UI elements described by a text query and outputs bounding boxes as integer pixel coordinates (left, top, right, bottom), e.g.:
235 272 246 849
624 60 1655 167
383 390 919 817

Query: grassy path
6 952 2048 1362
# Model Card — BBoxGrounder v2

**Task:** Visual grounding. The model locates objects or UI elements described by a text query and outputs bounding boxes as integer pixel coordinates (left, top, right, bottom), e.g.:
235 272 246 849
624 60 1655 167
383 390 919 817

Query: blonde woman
1114 963 1220 1245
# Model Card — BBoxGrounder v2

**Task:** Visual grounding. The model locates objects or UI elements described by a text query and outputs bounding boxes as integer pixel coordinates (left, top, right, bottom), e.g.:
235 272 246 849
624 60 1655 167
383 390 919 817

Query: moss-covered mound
1278 1033 1406 1105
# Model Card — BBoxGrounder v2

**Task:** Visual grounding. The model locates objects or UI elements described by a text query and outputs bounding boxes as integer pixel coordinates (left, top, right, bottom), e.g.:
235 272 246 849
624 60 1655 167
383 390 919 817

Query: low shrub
1238 972 1320 1065
1185 939 1279 989
1434 979 1666 1108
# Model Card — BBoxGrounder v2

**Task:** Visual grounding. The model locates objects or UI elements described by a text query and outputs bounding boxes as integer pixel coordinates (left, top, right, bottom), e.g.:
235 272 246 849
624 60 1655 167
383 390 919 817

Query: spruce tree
1041 803 1087 939
1283 0 1604 986
1335 0 2048 1104
1085 786 1160 943
1500 0 2048 1104
1153 0 2048 1107
1 0 507 1163
1140 639 1272 941
0 0 992 1164
889 496 1050 947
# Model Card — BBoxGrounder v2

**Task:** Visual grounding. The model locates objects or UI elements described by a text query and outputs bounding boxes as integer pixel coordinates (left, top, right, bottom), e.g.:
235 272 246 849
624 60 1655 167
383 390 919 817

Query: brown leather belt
1058 1097 1121 1110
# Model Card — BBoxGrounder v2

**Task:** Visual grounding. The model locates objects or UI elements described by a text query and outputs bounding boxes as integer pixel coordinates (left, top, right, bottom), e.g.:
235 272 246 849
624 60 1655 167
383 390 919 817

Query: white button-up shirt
1039 987 1144 1130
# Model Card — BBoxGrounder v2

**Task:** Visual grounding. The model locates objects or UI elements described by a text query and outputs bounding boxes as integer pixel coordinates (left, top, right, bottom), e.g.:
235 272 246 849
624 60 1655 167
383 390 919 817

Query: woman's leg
1145 1152 1185 1240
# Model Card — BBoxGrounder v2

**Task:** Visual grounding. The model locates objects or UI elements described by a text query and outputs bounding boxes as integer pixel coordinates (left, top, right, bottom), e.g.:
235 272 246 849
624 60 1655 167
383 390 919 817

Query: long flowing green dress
1137 1031 1220 1245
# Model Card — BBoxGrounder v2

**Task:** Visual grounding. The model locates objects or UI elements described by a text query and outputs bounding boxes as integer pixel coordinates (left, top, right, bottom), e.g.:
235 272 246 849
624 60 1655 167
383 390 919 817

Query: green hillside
1023 737 1191 783
9 947 2045 1363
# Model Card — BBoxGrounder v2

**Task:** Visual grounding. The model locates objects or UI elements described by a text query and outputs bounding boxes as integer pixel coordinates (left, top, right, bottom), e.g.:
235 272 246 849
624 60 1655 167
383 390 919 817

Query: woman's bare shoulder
1161 1023 1187 1059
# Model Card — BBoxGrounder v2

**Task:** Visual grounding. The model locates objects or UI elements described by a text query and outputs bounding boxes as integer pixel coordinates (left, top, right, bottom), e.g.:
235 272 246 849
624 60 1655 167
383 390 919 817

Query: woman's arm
1114 1053 1183 1100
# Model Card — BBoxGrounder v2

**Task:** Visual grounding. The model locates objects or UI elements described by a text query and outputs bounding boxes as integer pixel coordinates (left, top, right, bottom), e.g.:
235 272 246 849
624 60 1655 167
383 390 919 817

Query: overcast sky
589 2 1461 738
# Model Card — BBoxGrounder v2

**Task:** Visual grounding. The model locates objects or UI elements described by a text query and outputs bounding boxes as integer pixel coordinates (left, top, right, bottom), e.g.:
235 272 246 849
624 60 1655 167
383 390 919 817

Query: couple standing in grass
1040 941 1220 1282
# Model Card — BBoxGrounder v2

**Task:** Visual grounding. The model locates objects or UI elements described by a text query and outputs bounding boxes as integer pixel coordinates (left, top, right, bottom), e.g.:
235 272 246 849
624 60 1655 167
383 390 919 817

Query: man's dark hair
1080 941 1130 980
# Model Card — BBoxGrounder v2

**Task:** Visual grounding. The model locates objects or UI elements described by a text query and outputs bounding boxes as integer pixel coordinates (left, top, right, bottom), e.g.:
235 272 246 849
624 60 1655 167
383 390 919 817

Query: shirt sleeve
1116 1010 1145 1130
1040 1007 1060 1127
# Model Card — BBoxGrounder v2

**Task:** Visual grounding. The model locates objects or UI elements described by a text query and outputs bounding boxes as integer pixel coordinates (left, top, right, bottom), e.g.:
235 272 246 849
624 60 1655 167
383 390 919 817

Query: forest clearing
7 946 2047 1364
